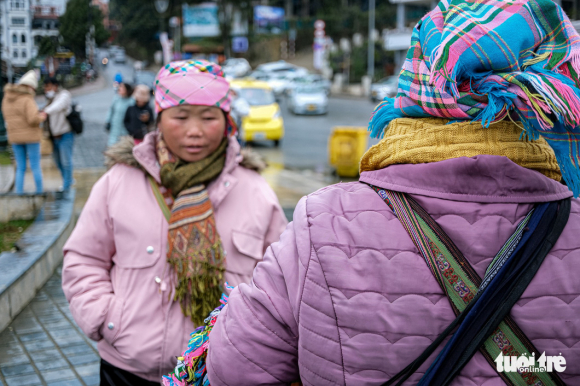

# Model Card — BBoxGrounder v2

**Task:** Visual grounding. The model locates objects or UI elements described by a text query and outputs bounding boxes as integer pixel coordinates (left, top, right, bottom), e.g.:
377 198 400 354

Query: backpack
67 103 83 135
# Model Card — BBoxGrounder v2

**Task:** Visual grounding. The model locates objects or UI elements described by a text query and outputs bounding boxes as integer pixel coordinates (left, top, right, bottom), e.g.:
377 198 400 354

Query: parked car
230 79 284 147
133 71 156 94
371 76 398 102
287 85 328 115
222 58 252 79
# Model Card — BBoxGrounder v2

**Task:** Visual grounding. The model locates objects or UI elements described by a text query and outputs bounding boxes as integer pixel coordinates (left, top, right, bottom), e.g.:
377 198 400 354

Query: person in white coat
43 77 73 191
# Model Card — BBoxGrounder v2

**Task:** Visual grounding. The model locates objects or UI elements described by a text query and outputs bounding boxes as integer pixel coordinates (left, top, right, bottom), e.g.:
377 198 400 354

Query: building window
13 50 18 58
21 34 25 43
22 50 26 58
12 34 17 43
11 18 26 26
10 1 25 10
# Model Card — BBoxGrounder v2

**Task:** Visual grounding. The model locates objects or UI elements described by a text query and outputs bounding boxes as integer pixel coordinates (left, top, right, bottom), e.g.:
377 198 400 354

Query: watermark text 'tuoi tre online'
495 352 566 373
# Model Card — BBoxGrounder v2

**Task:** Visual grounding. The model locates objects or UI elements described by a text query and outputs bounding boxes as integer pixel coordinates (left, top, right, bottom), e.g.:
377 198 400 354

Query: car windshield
295 86 324 94
239 88 275 106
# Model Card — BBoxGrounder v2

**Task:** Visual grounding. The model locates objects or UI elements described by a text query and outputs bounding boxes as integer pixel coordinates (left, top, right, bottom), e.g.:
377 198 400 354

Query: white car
249 71 304 99
287 85 328 115
222 58 251 79
256 60 308 77
287 74 331 95
267 73 300 98
256 60 296 73
114 48 126 64
371 76 398 102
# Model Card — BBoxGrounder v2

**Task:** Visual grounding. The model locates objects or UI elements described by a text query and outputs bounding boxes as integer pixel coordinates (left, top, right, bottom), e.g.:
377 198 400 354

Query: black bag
67 103 84 135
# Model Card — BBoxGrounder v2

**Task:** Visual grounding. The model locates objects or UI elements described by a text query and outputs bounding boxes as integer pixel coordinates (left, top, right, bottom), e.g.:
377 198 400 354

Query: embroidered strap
148 175 171 221
371 186 565 386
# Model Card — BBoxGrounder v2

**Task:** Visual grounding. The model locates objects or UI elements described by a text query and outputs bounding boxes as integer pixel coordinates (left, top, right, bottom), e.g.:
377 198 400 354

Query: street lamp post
155 0 169 33
155 0 170 65
367 0 375 80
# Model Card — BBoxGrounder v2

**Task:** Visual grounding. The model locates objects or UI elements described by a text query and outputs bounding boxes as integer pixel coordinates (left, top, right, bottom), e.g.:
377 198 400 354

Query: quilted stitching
298 182 580 385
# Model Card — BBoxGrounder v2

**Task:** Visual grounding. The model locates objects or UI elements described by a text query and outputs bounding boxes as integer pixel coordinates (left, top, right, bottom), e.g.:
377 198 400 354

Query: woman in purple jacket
165 1 580 385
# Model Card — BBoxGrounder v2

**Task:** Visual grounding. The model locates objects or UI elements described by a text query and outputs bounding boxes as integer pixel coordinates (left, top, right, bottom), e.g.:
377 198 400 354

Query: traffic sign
232 37 249 53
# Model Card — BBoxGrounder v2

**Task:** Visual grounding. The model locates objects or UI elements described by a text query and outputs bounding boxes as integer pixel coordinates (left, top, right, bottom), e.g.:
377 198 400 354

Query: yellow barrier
328 126 368 178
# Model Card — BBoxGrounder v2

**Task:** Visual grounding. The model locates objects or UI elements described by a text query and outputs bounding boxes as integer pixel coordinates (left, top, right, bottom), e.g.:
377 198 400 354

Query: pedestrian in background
61 60 287 385
197 1 580 385
2 70 46 193
113 72 122 91
124 84 153 145
43 77 74 192
105 82 134 147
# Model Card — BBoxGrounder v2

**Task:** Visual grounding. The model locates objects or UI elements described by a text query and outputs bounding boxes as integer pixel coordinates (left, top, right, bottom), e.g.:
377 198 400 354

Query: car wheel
274 140 280 147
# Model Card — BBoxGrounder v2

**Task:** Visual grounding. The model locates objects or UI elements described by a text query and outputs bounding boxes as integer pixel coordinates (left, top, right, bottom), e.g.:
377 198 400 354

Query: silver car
287 74 331 95
287 85 328 115
371 76 398 102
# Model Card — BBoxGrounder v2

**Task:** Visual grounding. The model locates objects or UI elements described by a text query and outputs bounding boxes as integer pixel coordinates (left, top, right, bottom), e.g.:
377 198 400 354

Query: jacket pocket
232 230 264 260
101 297 125 347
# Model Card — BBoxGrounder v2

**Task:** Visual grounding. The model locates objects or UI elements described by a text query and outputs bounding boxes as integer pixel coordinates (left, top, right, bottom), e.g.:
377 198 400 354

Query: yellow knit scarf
360 117 561 182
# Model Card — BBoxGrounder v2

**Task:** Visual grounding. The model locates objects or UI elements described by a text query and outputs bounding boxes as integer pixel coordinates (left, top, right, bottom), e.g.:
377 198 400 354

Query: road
248 96 378 172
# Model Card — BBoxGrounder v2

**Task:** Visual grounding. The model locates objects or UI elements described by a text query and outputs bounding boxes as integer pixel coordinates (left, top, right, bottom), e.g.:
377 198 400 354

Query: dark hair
121 82 134 97
43 77 59 86
156 111 162 128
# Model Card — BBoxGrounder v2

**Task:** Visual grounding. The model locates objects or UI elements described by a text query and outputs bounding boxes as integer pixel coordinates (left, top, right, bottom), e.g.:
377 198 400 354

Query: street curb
0 189 76 333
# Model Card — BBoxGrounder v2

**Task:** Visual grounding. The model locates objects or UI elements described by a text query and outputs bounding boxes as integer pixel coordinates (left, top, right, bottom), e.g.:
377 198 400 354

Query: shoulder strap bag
367 185 570 386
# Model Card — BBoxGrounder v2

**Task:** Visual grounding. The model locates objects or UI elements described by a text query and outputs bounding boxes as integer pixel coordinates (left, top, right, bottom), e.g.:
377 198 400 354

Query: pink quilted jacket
207 155 580 385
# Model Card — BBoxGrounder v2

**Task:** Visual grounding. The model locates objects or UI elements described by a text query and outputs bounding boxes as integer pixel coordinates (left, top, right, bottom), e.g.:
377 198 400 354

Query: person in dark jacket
124 85 153 144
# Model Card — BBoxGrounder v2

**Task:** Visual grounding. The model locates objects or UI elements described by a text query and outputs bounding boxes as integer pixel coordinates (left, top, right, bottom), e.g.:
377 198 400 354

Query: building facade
30 4 59 58
1 0 33 68
0 0 66 70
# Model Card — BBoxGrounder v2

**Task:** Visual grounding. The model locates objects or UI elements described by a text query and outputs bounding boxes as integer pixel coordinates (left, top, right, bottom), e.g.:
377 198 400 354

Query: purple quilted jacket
207 155 580 386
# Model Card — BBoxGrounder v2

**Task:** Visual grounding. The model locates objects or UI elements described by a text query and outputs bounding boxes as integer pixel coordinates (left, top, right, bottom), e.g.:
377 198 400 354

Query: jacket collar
359 155 572 203
133 132 242 208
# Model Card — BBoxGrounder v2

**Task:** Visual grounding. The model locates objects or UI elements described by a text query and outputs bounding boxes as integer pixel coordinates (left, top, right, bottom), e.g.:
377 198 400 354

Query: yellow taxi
230 79 284 146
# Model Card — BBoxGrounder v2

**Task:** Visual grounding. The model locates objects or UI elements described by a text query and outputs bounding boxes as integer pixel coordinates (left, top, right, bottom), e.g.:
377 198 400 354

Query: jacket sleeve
24 98 41 127
62 171 117 341
43 91 71 115
146 105 154 125
207 198 307 385
105 96 116 124
123 107 133 135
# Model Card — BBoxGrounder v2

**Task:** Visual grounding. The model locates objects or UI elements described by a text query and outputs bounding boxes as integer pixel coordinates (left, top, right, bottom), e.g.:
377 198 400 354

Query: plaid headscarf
154 59 236 135
369 0 580 196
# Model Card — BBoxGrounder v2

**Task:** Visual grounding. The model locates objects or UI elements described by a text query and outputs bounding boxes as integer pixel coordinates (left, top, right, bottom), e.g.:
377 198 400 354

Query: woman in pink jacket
61 60 287 385
170 2 580 385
